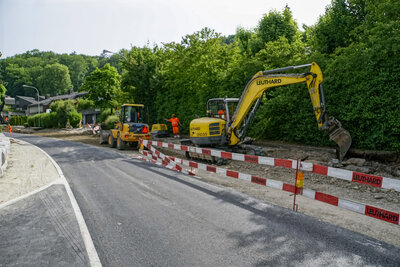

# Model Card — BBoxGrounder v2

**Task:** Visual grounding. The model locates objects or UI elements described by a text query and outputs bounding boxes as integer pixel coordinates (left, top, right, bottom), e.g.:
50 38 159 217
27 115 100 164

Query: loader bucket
326 118 352 162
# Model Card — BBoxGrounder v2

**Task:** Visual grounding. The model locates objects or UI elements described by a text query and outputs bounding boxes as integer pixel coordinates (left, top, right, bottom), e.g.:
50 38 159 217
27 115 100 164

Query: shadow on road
121 158 400 266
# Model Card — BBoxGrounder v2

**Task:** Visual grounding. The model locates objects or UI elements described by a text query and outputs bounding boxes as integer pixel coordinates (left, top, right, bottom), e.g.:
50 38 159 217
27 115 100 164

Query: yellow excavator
184 62 352 161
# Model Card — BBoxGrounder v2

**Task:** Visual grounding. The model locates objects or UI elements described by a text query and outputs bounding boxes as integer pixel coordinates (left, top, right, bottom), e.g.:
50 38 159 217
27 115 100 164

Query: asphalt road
10 134 400 266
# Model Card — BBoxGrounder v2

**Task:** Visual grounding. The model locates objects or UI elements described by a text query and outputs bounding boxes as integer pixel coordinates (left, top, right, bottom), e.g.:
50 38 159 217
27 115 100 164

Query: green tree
257 6 298 45
0 50 100 98
49 99 82 128
80 63 122 110
59 54 89 90
121 46 161 123
321 0 400 151
3 64 32 96
0 84 6 110
307 0 367 54
37 63 73 95
235 27 263 56
156 28 237 127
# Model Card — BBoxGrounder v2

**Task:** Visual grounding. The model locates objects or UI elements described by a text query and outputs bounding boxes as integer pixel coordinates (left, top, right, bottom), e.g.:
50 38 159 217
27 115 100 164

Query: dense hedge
27 111 82 128
10 116 28 126
26 99 82 128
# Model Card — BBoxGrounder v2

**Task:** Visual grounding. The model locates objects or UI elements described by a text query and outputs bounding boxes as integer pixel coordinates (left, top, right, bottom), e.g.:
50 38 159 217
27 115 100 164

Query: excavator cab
207 98 239 121
120 105 144 124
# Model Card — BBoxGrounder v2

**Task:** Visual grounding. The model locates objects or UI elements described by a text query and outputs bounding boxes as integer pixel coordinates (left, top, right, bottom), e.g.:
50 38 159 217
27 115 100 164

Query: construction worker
165 114 182 138
217 104 226 120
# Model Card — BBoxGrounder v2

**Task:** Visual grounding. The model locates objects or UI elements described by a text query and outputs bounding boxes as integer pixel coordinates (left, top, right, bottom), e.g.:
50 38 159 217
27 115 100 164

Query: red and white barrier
139 142 195 176
140 140 400 192
164 155 399 226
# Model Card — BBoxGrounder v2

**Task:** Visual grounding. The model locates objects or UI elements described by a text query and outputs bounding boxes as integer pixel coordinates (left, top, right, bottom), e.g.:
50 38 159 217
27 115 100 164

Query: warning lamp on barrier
139 140 144 150
296 172 304 188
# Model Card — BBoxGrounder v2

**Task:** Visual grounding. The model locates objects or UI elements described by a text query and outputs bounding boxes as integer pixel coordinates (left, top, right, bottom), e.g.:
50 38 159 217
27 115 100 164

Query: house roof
28 91 88 107
16 95 37 104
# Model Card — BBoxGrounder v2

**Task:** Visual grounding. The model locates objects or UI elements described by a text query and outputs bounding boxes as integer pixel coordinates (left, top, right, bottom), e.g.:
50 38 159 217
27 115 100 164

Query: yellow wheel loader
183 62 352 162
100 104 151 150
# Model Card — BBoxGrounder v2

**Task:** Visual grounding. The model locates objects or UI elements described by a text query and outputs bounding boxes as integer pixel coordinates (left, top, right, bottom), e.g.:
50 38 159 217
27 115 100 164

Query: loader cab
207 98 239 123
120 104 144 124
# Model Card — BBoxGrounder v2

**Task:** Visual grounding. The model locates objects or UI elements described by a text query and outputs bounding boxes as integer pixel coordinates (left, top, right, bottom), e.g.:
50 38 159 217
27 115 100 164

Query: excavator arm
227 62 352 161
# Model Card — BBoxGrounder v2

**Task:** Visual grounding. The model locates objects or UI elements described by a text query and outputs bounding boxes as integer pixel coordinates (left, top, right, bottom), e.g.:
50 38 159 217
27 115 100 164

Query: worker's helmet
171 114 176 117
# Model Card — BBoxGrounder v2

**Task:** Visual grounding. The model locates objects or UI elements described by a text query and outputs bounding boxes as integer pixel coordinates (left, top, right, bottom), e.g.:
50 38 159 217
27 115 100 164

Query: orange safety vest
217 109 226 119
169 117 180 127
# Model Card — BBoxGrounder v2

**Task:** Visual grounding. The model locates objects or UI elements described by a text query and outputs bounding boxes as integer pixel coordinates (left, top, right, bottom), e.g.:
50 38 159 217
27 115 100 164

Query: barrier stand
293 159 299 211
292 159 304 211
190 144 195 174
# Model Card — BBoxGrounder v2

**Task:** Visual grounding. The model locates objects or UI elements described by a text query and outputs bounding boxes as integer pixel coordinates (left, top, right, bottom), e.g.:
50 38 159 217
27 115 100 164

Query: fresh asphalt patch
0 184 89 266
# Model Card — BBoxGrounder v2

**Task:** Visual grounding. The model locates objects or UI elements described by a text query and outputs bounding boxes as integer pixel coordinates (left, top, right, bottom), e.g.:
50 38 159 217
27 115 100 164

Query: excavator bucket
326 118 352 161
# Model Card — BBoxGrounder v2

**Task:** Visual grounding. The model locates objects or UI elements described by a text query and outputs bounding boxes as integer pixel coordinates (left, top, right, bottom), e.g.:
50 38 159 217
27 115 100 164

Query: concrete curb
0 133 11 177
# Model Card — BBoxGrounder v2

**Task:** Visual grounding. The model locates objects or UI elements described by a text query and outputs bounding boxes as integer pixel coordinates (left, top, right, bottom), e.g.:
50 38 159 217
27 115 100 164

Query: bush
27 113 57 128
97 109 114 123
68 111 82 128
76 98 95 111
27 114 40 127
26 100 83 128
104 115 119 130
49 100 80 128
10 116 28 126
40 113 58 128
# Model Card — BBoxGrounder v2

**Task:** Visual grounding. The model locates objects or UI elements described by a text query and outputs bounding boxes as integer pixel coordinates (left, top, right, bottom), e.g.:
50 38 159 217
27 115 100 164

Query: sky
0 0 332 58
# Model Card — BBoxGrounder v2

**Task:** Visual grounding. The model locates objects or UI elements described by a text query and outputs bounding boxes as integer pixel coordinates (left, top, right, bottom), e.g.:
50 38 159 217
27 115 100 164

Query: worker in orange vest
217 109 226 120
165 114 182 138
217 104 226 120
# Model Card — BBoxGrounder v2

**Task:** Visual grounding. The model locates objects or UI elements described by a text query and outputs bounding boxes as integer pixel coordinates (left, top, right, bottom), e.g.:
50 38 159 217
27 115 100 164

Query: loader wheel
99 132 107 144
131 141 139 149
117 135 125 150
108 135 116 148
185 151 191 160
